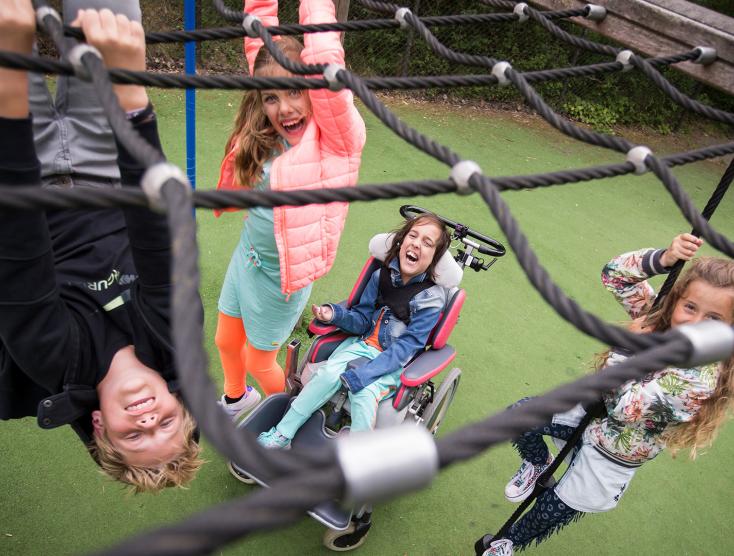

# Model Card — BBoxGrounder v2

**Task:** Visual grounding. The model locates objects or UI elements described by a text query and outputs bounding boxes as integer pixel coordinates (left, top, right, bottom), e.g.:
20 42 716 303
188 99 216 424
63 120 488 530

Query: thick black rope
2 141 733 211
652 157 734 310
2 138 734 211
55 9 593 45
94 466 344 556
435 335 692 466
0 48 703 91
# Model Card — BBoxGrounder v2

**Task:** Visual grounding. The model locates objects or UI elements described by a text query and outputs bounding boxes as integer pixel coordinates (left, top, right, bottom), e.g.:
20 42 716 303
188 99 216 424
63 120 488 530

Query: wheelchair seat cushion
368 233 463 288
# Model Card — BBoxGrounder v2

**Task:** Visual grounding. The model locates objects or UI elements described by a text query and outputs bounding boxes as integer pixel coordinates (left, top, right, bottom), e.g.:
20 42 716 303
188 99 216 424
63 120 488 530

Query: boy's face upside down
92 346 186 466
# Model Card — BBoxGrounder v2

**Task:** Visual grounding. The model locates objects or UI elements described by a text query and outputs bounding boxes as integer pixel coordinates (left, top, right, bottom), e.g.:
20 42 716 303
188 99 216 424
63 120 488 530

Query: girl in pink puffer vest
214 0 366 419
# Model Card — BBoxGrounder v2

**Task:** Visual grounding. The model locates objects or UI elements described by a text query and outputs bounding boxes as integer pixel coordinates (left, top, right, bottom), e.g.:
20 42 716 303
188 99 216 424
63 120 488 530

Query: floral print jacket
584 248 719 466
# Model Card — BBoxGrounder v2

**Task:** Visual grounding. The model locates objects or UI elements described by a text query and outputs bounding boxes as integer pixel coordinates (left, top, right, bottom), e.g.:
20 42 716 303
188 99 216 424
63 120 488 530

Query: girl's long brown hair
599 257 734 459
225 36 304 187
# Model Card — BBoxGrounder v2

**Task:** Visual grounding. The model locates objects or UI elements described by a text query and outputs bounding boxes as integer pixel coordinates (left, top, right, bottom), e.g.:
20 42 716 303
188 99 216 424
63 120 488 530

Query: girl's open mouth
281 118 305 134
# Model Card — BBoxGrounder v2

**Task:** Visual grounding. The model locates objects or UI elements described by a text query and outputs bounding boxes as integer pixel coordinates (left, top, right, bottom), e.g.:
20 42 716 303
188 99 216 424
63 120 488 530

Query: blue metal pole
184 0 196 191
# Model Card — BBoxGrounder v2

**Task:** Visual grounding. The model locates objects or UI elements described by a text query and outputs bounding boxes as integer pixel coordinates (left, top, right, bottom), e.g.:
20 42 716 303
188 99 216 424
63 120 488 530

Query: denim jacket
326 258 447 393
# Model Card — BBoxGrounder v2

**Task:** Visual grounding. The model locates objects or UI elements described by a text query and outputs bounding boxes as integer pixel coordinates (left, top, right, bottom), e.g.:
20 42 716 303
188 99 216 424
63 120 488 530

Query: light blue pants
30 1 142 182
276 337 403 438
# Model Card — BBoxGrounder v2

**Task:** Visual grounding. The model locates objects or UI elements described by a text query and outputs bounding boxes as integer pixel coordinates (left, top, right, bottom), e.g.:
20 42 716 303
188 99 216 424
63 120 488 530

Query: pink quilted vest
216 0 366 295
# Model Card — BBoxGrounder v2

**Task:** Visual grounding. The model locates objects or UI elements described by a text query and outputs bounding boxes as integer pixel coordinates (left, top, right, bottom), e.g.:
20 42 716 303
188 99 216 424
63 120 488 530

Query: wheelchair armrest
307 301 347 337
401 346 456 387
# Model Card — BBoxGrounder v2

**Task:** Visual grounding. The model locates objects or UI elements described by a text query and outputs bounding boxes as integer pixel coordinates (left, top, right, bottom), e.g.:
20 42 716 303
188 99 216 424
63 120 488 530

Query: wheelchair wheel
422 367 461 434
227 461 256 485
322 512 372 552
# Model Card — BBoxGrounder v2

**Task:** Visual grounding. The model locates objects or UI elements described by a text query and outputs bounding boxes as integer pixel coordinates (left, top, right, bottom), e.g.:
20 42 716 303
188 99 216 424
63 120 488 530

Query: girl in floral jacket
484 233 734 556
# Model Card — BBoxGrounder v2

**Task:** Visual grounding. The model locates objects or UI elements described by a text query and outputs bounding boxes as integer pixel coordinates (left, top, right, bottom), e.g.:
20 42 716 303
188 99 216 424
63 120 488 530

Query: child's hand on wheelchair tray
311 304 333 322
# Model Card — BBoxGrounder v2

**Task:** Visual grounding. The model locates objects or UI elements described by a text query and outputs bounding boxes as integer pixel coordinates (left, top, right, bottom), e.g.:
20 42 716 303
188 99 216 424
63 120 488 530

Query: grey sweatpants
30 1 142 182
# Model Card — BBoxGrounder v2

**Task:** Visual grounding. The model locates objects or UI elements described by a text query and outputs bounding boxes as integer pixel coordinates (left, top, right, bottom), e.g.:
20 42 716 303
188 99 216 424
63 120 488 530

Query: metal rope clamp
677 321 734 367
616 50 635 73
451 160 482 195
395 7 412 29
141 162 191 212
323 64 346 92
335 425 438 505
67 44 103 81
626 145 652 175
585 4 607 22
513 3 529 24
492 61 512 86
35 5 62 27
694 46 717 65
242 13 262 38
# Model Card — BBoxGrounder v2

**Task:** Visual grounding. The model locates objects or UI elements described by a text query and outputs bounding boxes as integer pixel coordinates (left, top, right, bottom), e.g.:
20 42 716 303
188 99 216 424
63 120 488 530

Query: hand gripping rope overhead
0 0 732 553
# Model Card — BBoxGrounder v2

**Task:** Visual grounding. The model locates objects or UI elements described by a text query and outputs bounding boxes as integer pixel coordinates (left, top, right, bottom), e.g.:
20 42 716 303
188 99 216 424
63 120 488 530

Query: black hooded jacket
0 107 182 446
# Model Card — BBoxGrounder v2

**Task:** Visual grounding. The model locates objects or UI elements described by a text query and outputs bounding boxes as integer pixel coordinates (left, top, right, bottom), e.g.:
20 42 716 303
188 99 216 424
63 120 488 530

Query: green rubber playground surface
1 89 733 556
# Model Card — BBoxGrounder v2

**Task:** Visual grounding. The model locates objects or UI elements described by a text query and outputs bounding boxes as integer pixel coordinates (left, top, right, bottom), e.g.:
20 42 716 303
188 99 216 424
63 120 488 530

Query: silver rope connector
67 44 102 80
491 61 512 86
336 425 438 505
513 3 529 23
451 160 482 195
242 13 262 38
141 162 191 212
323 64 345 91
395 7 412 29
585 4 607 22
677 321 734 368
35 5 62 27
694 46 717 65
616 50 634 72
626 145 652 174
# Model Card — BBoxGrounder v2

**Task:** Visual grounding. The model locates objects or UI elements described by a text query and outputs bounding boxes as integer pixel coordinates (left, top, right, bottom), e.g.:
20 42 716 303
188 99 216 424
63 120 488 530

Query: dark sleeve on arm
0 117 74 393
115 106 171 289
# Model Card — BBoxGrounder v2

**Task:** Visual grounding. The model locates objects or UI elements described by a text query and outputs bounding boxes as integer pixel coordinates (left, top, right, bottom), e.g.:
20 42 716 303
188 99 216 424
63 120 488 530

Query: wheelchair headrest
368 233 463 288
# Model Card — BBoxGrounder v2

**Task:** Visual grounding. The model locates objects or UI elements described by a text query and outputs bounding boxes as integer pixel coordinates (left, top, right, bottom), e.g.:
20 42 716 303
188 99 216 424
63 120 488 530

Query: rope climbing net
1 1 733 554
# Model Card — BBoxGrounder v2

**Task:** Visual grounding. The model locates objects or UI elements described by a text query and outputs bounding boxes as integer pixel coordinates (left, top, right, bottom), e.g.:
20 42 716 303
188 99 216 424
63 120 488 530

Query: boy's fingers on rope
71 9 145 72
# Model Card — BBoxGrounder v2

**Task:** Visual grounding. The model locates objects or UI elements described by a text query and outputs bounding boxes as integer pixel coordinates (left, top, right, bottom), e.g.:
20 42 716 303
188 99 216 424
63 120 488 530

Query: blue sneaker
257 427 291 449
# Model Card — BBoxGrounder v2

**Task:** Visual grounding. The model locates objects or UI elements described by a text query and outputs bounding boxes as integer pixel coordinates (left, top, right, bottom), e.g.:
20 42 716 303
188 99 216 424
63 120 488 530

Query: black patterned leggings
505 401 586 550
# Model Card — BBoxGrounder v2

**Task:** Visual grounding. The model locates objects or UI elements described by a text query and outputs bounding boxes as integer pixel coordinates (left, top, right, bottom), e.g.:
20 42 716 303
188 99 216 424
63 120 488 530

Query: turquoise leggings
276 336 402 438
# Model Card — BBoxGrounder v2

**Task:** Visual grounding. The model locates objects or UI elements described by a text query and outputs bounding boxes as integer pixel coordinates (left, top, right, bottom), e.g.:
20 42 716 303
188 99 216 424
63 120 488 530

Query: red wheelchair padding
429 289 466 349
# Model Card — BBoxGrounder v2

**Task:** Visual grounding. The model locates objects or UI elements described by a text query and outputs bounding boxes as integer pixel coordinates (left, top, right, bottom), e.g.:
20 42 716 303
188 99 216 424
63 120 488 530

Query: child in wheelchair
257 212 451 448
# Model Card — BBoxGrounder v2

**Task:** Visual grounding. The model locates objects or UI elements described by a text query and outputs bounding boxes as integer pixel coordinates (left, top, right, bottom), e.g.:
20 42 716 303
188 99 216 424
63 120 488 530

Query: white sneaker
482 539 513 556
218 386 262 421
504 454 554 503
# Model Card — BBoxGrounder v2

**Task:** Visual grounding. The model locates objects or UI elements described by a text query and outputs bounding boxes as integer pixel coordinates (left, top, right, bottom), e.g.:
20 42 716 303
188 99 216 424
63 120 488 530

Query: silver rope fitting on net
616 50 635 72
492 61 512 86
677 321 734 368
626 145 652 175
585 4 607 22
513 3 529 23
35 5 62 27
395 7 412 29
323 64 346 92
242 13 262 38
694 46 717 65
141 162 191 212
67 44 102 81
451 160 482 195
335 425 438 505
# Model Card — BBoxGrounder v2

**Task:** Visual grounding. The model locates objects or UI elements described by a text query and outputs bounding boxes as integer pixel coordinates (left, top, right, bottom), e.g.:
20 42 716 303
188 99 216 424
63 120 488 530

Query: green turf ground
2 89 733 556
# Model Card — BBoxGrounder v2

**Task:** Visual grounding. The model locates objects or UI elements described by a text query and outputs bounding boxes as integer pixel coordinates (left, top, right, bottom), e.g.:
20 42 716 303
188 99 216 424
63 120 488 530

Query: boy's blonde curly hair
90 406 203 493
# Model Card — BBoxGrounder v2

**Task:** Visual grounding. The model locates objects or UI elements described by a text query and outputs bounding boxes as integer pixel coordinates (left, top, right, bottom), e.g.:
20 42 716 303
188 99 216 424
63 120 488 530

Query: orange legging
215 312 285 398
